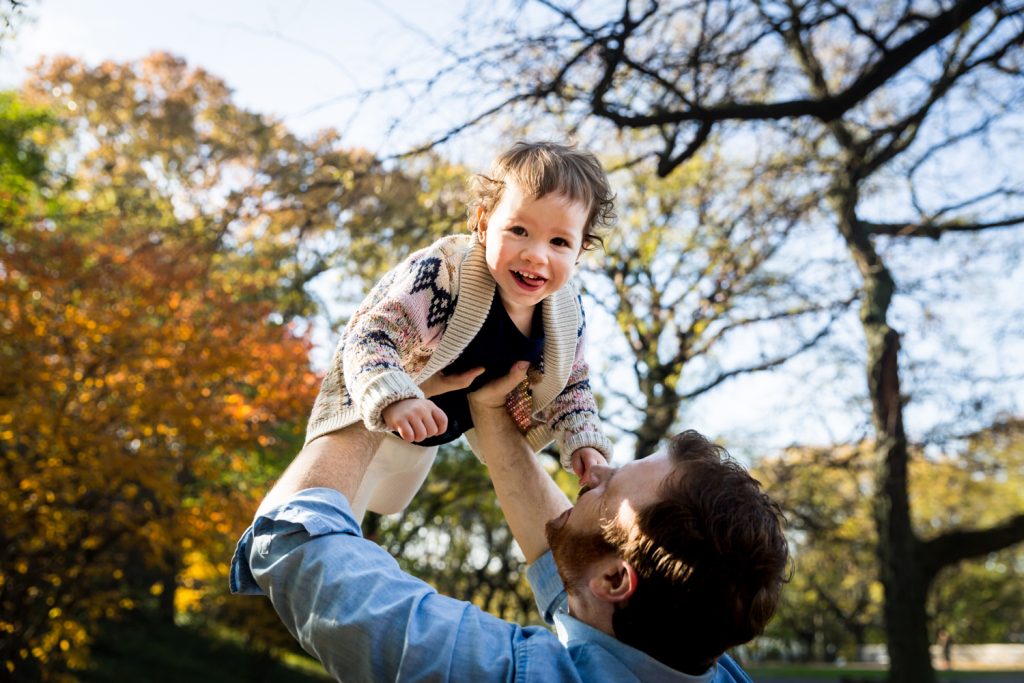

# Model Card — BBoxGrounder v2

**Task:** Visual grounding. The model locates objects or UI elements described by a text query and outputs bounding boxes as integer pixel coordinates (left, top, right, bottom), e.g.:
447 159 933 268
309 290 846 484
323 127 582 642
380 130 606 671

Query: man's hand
382 398 448 442
571 447 607 481
467 361 530 416
419 366 485 398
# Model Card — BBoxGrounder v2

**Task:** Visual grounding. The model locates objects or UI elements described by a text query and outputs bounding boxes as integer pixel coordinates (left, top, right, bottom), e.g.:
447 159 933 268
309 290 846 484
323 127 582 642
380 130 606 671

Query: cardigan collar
418 235 579 414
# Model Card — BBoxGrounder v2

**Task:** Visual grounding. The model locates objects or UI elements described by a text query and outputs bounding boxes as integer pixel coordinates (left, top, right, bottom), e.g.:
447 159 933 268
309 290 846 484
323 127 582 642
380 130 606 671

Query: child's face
476 181 588 318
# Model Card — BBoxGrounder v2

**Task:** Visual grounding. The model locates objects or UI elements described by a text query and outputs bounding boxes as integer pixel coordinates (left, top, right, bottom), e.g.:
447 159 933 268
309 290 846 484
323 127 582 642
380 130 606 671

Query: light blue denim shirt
230 488 753 683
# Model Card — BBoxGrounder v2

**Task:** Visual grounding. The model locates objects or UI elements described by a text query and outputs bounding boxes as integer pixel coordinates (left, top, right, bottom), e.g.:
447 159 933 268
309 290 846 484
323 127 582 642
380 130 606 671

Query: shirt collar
553 611 718 683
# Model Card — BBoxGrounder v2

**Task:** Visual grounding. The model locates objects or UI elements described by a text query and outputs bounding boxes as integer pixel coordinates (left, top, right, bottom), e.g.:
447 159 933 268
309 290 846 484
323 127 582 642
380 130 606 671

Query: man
230 362 788 681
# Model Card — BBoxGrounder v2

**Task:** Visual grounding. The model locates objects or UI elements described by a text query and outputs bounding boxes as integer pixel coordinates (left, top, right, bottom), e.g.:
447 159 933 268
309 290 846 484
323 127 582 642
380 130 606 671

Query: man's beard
545 513 617 592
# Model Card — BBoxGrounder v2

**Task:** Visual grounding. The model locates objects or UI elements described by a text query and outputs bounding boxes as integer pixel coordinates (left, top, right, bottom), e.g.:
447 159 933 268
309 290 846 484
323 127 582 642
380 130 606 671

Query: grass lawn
747 665 887 680
79 612 328 683
747 663 1024 681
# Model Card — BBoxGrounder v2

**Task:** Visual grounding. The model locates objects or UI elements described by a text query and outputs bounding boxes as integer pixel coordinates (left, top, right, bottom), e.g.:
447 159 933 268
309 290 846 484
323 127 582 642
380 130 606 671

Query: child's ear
475 207 488 243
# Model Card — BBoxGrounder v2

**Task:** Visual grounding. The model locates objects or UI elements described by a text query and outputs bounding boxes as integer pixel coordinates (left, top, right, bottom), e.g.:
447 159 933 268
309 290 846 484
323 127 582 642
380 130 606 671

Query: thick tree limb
588 0 996 129
861 214 1024 238
920 513 1024 581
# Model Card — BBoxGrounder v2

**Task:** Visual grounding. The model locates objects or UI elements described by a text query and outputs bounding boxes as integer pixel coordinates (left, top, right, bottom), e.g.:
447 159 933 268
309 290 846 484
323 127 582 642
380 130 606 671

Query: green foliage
923 423 1024 644
755 426 1024 660
78 610 327 683
756 444 883 661
0 91 53 217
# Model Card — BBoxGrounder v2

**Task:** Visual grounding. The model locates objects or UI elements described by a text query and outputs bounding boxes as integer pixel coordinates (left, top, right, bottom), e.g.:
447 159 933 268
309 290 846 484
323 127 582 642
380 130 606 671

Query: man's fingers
447 367 485 391
469 361 530 407
421 366 486 397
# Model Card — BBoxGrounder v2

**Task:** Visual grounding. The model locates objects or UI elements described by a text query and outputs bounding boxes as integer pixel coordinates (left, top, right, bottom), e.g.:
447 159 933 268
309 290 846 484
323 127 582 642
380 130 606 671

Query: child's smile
511 269 547 290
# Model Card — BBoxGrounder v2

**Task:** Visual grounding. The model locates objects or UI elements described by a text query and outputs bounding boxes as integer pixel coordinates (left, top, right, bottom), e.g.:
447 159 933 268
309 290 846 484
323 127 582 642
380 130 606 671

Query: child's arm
539 306 613 471
340 248 460 431
382 367 485 442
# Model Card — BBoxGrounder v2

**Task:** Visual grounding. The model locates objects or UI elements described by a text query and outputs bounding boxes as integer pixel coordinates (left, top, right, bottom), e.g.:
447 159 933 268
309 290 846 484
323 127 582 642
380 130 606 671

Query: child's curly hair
468 141 615 251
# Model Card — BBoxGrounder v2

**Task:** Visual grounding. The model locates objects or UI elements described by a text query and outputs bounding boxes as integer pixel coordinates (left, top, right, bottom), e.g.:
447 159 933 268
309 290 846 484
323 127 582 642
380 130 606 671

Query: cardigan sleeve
538 296 612 469
339 243 459 431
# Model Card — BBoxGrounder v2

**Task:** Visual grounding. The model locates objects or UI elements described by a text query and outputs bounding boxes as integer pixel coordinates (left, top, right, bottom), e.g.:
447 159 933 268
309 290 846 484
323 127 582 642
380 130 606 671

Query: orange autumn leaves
1 216 318 679
2 50 467 680
1 65 322 678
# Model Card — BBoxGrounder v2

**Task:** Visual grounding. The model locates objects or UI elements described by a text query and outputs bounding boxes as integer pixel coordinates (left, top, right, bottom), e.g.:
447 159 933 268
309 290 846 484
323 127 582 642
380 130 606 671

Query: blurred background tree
756 420 1024 661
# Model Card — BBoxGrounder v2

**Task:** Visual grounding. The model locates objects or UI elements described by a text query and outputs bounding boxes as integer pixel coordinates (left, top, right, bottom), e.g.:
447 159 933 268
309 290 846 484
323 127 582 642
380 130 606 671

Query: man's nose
581 462 614 489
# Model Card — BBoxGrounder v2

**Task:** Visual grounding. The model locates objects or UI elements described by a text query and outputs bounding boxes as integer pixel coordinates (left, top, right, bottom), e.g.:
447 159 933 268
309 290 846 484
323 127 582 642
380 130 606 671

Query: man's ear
588 557 638 604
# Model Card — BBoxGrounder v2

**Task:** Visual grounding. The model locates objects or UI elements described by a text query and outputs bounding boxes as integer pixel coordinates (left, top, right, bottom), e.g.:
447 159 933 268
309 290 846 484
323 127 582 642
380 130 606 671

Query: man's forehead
617 451 673 500
620 449 670 475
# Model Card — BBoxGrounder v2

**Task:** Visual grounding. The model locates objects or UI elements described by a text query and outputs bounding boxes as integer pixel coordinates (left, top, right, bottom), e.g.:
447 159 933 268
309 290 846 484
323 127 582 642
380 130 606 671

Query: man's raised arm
467 362 572 562
256 424 383 516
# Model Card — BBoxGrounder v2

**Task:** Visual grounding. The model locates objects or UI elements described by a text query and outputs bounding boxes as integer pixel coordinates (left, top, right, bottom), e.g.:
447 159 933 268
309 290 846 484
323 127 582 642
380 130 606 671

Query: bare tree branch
861 213 1024 238
680 315 838 401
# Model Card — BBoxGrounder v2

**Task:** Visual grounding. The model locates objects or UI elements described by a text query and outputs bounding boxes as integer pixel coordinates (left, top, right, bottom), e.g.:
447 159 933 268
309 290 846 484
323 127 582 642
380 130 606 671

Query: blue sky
1 0 468 150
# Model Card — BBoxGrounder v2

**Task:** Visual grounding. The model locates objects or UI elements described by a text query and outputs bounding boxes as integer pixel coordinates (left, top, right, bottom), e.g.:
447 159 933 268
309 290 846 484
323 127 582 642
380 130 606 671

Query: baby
306 141 614 519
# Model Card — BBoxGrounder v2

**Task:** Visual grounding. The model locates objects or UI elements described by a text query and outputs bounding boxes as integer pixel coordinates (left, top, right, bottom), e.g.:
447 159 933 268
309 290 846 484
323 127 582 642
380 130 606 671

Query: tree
920 419 1024 645
757 421 1024 660
581 143 852 458
0 90 50 217
757 444 883 662
0 183 318 680
2 52 482 679
0 0 31 50
390 2 1024 680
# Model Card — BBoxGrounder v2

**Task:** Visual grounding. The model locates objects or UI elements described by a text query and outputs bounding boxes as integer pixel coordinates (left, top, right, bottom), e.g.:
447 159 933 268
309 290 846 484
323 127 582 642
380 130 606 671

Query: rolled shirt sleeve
230 489 581 683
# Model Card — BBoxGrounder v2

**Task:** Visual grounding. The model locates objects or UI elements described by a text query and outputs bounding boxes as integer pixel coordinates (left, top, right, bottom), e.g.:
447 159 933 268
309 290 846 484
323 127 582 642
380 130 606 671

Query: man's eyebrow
599 469 620 519
604 466 620 495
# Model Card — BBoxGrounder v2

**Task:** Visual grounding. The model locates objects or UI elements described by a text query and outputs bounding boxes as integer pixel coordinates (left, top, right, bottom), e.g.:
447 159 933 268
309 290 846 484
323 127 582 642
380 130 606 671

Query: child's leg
349 435 439 521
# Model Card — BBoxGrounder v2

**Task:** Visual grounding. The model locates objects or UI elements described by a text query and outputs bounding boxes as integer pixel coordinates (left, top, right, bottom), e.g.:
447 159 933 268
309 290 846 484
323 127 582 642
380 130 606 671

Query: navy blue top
415 293 544 446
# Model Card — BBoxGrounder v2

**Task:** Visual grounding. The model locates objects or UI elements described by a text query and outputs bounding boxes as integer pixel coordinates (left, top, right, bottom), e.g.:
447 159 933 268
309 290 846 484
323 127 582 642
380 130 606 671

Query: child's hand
382 398 448 443
420 366 485 398
571 447 607 481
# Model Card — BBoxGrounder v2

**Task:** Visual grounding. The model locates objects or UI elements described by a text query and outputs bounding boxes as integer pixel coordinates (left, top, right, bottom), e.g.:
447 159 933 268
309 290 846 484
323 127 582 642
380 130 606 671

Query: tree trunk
156 550 179 625
632 376 680 459
834 181 936 683
867 327 933 683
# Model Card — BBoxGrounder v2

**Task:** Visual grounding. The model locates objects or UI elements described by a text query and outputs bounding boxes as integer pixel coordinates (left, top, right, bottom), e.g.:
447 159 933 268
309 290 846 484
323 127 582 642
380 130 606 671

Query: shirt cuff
229 488 362 596
525 550 567 625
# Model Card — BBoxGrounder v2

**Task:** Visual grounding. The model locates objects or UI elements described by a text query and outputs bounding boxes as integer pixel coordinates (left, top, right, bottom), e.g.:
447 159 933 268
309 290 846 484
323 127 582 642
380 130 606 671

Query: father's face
544 451 677 589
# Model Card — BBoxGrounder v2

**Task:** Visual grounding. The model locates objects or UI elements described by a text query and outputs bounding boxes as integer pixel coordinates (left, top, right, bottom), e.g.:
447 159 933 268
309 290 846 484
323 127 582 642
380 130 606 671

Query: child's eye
509 226 527 235
551 237 572 248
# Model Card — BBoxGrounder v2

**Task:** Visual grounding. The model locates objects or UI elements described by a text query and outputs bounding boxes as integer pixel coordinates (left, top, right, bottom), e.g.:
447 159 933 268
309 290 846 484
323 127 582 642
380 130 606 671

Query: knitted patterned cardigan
305 234 612 469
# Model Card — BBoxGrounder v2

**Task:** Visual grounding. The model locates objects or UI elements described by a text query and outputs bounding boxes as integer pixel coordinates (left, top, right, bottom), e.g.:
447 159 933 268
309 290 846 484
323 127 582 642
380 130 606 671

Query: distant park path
754 674 1024 683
